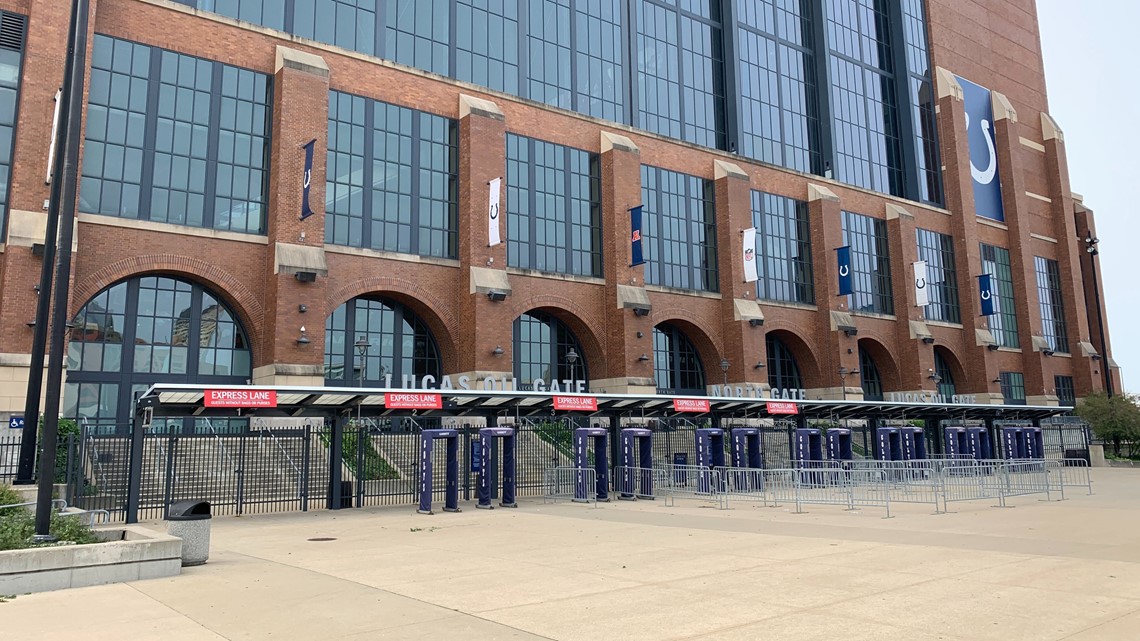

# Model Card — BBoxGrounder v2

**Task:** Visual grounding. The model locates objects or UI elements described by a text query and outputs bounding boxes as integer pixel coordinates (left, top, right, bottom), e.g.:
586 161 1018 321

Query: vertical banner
488 177 502 247
742 227 758 283
629 205 645 266
978 273 996 316
913 260 929 307
957 75 1005 222
836 245 853 296
300 139 316 220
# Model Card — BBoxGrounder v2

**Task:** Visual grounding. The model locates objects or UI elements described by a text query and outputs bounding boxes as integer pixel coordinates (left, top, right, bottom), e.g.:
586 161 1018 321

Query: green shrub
0 485 25 516
0 508 100 551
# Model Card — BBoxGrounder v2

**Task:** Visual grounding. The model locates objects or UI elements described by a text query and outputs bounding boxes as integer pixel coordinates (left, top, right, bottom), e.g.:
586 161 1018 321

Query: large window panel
385 0 451 76
513 311 588 387
751 190 813 304
999 371 1026 405
901 0 942 204
916 228 960 324
0 12 25 238
506 133 602 277
81 35 271 234
326 91 458 258
981 244 1018 349
293 0 377 56
641 165 718 292
324 297 442 385
1035 256 1069 354
654 323 706 394
842 210 893 315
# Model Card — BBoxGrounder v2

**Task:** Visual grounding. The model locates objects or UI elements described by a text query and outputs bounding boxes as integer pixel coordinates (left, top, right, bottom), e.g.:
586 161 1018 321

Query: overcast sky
1036 1 1135 393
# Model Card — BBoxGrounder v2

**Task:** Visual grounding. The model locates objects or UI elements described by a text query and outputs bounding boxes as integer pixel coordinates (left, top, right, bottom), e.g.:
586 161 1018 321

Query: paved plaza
4 469 1140 640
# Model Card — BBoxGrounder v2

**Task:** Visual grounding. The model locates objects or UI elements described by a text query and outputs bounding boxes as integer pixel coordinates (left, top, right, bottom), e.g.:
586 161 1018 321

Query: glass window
858 345 882 401
901 0 942 204
457 0 519 94
65 276 252 433
751 190 813 304
736 0 820 172
999 371 1025 405
325 91 458 258
766 334 802 391
934 349 955 398
915 228 960 323
1054 375 1074 407
980 244 1018 348
641 165 718 292
1035 256 1069 354
506 133 602 277
842 211 893 315
525 0 624 120
513 311 588 387
0 12 25 238
324 297 442 385
81 35 271 234
385 0 451 76
653 323 706 394
293 0 377 55
825 0 903 196
636 0 726 149
196 0 287 30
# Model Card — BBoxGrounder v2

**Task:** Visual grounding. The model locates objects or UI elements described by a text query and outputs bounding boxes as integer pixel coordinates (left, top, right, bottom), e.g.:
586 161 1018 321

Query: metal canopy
138 383 1072 422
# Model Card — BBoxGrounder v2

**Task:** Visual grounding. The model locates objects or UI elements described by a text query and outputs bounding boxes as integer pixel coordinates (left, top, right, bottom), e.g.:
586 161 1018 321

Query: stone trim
459 94 504 120
732 298 764 323
469 266 512 295
807 183 839 202
77 213 268 245
600 131 639 154
1030 233 1058 244
275 45 329 77
713 159 748 181
274 242 329 276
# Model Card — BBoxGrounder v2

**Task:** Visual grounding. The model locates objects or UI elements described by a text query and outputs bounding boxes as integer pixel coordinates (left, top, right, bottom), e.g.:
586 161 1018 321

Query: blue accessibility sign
8 416 25 429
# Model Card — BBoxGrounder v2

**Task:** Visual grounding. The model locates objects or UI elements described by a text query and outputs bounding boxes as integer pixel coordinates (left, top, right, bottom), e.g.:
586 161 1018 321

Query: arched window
934 349 957 398
859 346 883 401
653 324 706 394
65 276 251 433
766 334 802 391
325 297 441 386
513 311 588 388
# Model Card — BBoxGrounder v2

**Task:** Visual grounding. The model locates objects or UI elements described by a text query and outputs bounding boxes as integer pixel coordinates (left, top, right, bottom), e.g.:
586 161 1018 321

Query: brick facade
0 0 1116 416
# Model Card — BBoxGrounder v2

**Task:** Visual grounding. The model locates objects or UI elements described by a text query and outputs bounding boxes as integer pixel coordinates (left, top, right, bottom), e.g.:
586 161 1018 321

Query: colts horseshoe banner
913 260 929 307
836 245 853 296
978 273 996 316
957 75 1005 222
488 177 502 247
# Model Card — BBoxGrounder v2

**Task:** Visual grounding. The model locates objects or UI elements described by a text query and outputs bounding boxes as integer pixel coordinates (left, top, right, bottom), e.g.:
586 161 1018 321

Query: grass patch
319 429 401 481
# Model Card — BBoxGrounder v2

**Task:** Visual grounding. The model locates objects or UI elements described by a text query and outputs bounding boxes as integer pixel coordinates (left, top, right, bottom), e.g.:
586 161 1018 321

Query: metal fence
1 433 22 480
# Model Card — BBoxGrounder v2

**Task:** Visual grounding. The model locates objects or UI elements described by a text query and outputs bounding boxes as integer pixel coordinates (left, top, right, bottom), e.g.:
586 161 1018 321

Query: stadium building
0 0 1118 437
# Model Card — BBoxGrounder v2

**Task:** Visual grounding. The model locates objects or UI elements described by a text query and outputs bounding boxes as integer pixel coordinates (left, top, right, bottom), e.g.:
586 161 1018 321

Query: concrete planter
0 526 182 594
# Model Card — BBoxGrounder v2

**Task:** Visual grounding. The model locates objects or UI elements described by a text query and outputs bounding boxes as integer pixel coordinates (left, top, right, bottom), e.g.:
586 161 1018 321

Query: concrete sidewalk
4 469 1140 640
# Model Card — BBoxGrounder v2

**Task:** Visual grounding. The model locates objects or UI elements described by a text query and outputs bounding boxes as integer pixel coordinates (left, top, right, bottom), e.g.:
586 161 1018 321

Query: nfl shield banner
978 273 996 316
488 177 502 247
913 260 929 307
742 227 758 283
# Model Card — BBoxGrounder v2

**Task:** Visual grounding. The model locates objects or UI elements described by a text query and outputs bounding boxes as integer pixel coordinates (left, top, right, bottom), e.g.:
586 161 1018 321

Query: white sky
1037 1 1135 393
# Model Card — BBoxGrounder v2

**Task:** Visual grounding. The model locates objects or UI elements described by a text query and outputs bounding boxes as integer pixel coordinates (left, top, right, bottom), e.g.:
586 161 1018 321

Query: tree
1075 393 1140 457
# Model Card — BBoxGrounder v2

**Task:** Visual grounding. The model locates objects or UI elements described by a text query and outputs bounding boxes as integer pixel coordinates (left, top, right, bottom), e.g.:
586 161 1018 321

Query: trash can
166 500 211 566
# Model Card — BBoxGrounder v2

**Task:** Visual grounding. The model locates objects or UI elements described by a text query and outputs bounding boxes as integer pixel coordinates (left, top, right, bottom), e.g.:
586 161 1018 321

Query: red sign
766 401 799 415
204 389 278 408
672 398 711 413
553 395 598 411
384 393 443 410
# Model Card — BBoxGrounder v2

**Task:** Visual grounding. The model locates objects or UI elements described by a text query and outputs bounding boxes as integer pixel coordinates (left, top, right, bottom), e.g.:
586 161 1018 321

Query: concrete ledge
275 45 329 78
1042 112 1064 142
616 284 651 311
935 67 964 101
885 202 913 220
0 526 182 594
600 131 638 154
275 242 329 277
732 299 764 323
808 183 839 202
991 91 1018 123
713 159 748 181
459 94 504 121
469 267 512 296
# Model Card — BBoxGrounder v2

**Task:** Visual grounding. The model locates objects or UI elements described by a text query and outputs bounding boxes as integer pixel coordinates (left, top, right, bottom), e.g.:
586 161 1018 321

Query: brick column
884 203 934 394
1073 203 1116 395
806 184 860 400
592 132 654 395
254 47 330 386
990 93 1048 404
450 94 513 385
1040 113 1099 397
934 68 1002 402
713 160 765 391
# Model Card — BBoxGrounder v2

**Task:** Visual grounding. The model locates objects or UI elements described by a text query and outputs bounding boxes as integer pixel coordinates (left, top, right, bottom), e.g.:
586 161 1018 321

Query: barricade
614 466 656 500
847 460 942 513
782 462 893 517
1044 458 1093 497
655 464 726 509
717 467 766 507
938 460 998 511
994 460 1051 506
543 467 599 507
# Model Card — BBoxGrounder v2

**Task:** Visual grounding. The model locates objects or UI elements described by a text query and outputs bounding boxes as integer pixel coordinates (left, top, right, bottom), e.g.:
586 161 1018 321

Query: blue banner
836 245 853 296
300 138 316 220
629 206 645 267
978 273 996 316
957 76 1004 222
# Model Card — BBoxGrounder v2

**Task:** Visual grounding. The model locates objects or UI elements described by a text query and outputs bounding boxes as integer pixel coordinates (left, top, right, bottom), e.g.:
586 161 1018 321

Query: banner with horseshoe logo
978 273 996 316
836 245 852 296
913 260 929 307
958 75 1005 222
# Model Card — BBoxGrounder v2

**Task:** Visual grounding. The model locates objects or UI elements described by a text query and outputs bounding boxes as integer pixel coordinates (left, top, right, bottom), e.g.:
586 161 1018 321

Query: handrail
200 418 240 472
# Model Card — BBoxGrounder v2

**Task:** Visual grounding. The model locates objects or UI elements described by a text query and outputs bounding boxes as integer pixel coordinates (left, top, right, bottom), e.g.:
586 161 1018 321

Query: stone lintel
908 320 933 340
732 298 764 323
713 159 748 181
459 94 504 121
885 202 913 221
991 91 1018 123
616 284 651 311
808 183 839 203
600 131 639 154
975 328 997 347
274 242 329 276
935 66 964 101
275 46 329 78
1042 112 1065 142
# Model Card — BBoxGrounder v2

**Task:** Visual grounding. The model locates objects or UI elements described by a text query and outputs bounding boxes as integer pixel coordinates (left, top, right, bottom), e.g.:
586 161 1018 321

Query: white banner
742 227 758 283
488 177 502 247
913 260 929 307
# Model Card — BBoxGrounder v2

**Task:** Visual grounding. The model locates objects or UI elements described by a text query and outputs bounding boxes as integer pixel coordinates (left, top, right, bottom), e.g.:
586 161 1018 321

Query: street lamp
354 336 370 387
720 358 730 386
1084 234 1113 396
565 347 579 387
838 367 859 401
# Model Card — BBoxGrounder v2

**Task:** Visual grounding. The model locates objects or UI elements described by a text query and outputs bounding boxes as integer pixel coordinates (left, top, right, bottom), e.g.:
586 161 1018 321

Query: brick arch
933 345 968 392
652 308 723 385
508 294 607 379
329 276 460 370
760 324 822 389
857 336 902 393
71 255 265 352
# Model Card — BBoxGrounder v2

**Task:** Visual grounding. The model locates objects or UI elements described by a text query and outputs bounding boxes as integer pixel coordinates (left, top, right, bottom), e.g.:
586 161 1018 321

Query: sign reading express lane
204 390 278 408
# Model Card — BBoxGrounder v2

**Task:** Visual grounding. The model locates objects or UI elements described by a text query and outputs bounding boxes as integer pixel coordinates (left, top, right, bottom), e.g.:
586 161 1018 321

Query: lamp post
565 347 579 389
354 337 369 429
720 358 730 387
838 367 859 401
1084 234 1113 396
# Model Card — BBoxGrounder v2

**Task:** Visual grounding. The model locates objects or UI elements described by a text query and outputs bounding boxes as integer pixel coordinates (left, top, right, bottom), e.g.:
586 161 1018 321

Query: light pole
838 367 859 402
1084 234 1113 396
354 337 369 428
720 358 730 387
565 347 579 389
